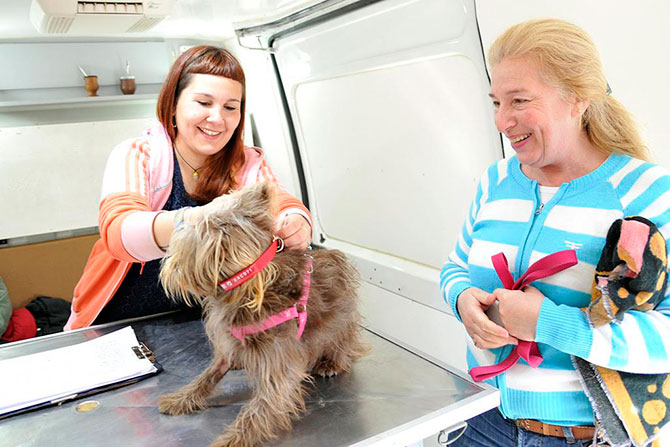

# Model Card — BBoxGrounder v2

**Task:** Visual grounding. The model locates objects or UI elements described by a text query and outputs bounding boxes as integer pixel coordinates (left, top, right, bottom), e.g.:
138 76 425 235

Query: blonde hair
488 18 648 160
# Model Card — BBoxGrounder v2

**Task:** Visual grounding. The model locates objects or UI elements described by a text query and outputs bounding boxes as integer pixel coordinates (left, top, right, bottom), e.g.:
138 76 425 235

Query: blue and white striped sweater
440 154 670 425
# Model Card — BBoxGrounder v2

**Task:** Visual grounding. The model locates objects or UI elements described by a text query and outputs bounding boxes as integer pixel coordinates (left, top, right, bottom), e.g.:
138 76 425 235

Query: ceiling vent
30 0 173 34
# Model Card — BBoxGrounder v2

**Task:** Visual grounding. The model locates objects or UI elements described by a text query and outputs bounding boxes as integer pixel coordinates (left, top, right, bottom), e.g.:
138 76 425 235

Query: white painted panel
359 281 468 373
0 118 154 239
293 54 497 268
235 41 302 197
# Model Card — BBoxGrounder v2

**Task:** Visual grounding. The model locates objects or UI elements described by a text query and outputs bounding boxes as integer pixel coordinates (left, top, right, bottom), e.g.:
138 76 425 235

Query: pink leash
230 256 313 342
469 249 578 382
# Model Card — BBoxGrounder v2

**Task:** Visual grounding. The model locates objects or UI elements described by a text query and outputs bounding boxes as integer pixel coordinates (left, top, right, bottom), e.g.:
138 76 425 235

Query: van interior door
236 0 502 369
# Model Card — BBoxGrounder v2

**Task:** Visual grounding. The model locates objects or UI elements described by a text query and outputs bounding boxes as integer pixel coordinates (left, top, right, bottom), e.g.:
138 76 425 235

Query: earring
172 116 177 128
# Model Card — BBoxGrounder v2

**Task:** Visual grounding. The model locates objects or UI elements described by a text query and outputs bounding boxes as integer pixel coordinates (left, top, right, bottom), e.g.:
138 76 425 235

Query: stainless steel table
1 311 498 446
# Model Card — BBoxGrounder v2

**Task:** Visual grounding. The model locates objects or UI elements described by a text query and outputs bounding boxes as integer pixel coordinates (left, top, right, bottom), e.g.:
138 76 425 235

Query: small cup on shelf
119 76 136 95
83 75 99 97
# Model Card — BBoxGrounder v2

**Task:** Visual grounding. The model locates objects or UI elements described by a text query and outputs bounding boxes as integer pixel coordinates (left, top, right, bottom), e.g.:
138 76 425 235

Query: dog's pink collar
219 237 283 292
230 256 313 342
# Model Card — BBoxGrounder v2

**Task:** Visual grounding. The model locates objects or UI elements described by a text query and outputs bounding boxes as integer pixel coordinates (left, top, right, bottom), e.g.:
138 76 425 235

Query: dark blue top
94 154 199 324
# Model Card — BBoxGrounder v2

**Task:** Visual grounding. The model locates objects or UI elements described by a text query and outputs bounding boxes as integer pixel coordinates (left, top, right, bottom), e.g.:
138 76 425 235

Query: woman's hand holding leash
457 287 518 350
491 286 544 342
275 214 312 250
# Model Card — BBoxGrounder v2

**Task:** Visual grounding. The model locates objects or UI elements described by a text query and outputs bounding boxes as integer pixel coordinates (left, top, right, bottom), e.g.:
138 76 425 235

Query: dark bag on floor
25 296 71 336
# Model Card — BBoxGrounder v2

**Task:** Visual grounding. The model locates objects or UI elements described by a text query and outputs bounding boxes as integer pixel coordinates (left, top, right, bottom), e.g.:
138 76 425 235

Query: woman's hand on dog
276 214 312 250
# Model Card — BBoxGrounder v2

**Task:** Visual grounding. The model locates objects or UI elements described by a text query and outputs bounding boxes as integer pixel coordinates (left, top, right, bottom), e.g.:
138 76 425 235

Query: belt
514 418 596 440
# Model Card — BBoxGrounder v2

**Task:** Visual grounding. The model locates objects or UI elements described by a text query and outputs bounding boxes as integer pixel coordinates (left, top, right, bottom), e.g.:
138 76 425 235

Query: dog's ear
239 182 274 209
232 183 277 231
160 218 230 304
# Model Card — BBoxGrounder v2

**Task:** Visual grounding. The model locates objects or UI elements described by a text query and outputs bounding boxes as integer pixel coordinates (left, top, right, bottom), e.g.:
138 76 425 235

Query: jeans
447 408 597 447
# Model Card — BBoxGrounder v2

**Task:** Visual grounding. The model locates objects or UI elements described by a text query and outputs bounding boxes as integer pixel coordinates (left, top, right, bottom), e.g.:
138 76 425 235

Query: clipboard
0 326 162 420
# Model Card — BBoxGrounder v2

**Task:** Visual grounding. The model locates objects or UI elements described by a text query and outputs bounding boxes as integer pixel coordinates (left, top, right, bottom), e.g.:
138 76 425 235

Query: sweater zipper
499 184 543 413
516 183 542 275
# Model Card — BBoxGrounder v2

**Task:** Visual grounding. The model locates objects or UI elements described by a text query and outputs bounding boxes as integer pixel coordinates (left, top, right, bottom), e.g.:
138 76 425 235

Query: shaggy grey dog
158 183 367 447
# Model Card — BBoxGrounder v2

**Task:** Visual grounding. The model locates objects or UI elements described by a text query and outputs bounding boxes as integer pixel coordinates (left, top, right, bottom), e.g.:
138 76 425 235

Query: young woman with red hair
66 46 312 330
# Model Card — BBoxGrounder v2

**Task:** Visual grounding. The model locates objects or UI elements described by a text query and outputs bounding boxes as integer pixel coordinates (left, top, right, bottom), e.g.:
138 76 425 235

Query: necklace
173 144 201 181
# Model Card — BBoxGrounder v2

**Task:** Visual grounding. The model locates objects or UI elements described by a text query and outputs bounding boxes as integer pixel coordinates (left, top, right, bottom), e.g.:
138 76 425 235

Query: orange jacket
66 124 310 329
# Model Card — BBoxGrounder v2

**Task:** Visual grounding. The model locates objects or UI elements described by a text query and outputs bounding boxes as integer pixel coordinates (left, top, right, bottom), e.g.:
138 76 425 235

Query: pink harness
468 249 578 382
221 238 313 342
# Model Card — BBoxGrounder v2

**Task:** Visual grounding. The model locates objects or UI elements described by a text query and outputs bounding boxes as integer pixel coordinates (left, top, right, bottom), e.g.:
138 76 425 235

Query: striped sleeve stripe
619 164 666 208
133 144 141 194
646 312 670 358
639 189 670 218
461 222 473 246
616 313 647 369
441 261 468 283
257 162 289 191
440 258 469 298
441 275 470 299
124 140 149 196
496 158 509 185
608 323 628 369
456 234 470 258
468 168 488 223
464 214 474 235
660 222 670 244
608 157 644 189
261 164 276 182
650 210 670 234
125 143 133 192
140 143 149 196
587 323 613 366
633 312 668 365
441 259 468 281
475 168 490 218
454 243 468 265
588 311 670 372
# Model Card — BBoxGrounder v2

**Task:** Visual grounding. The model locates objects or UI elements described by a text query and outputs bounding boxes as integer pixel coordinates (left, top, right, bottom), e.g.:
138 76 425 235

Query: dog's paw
312 358 340 378
210 431 253 447
158 391 207 415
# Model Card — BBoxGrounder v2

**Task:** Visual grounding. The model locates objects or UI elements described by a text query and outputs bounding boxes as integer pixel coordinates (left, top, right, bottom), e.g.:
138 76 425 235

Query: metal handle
437 421 468 445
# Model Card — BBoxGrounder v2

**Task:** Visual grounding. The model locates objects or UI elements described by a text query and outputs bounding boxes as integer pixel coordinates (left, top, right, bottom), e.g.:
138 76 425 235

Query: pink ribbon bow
469 249 578 382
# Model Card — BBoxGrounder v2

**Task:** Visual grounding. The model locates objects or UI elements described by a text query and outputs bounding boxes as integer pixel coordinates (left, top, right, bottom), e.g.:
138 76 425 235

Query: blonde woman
441 19 670 446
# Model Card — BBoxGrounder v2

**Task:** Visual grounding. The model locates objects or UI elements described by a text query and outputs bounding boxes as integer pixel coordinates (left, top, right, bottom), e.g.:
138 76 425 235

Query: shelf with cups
0 83 163 112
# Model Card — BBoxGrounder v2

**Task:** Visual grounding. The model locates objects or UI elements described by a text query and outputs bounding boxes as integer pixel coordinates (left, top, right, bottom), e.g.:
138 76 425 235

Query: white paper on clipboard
0 326 157 416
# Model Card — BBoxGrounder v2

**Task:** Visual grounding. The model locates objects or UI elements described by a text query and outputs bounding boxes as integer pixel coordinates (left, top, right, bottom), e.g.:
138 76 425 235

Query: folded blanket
574 216 670 447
